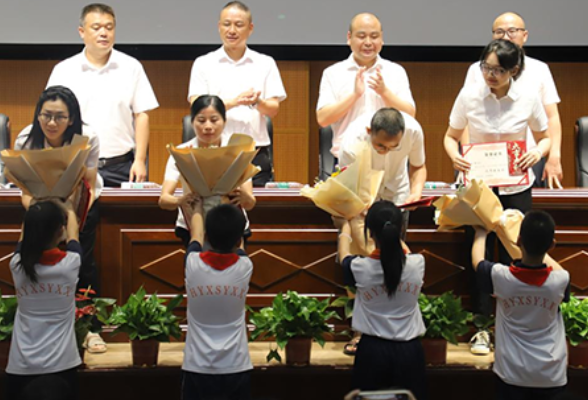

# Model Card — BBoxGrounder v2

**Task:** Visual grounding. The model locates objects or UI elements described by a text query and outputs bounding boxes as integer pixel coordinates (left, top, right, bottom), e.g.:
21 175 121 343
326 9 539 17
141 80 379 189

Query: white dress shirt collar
217 46 254 65
480 78 521 102
344 54 383 72
81 48 119 72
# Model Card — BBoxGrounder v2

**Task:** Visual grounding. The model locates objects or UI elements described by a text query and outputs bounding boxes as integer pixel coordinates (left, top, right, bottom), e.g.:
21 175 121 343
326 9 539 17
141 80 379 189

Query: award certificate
462 141 529 187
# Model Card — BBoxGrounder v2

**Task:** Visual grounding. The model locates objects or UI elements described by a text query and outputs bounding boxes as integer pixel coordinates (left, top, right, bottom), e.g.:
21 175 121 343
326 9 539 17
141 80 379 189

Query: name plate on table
462 141 529 187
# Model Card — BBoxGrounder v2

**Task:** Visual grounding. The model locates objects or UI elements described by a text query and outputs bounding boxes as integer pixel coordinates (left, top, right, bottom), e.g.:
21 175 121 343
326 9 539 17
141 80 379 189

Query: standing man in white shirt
188 1 287 187
47 3 159 187
463 12 563 189
317 13 416 161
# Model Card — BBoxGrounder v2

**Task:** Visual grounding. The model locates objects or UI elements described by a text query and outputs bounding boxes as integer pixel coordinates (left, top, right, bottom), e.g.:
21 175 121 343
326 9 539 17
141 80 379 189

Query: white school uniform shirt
14 125 103 198
7 241 82 375
188 47 287 147
464 56 560 149
316 55 415 157
347 253 426 341
477 260 569 388
339 112 425 205
449 79 548 195
183 241 253 374
46 48 159 158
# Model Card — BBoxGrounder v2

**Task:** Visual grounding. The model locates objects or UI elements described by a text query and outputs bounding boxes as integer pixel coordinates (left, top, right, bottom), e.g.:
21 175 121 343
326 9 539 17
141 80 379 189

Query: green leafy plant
108 287 183 342
0 292 17 342
74 287 116 350
330 286 357 319
419 292 472 345
249 290 339 362
561 295 588 346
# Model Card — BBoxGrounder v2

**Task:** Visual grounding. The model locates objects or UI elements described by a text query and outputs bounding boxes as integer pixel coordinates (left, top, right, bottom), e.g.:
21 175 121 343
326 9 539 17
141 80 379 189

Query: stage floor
83 341 494 369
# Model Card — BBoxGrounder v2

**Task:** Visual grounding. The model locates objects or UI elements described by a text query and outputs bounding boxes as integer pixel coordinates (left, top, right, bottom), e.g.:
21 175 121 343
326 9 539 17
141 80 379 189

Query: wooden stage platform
1 342 587 400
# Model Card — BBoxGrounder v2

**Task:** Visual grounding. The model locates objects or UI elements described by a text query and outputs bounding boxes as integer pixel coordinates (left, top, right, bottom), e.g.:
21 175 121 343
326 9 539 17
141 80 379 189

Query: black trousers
466 187 533 316
532 157 547 188
78 201 101 331
181 370 251 400
495 376 565 400
353 335 428 400
99 158 133 188
6 368 78 400
252 146 272 187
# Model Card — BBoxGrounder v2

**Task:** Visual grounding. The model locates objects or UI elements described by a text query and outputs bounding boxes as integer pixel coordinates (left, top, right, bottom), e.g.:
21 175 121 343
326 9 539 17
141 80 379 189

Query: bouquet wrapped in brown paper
167 133 260 230
433 179 523 259
0 135 92 227
301 140 384 255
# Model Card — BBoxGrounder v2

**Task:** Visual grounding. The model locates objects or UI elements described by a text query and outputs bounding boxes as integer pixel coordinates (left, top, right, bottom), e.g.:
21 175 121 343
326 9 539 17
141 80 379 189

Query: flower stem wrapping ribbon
301 140 384 255
433 179 523 259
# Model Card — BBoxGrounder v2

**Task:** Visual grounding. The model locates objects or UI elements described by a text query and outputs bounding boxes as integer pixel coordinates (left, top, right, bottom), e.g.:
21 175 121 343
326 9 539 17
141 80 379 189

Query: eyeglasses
492 28 526 39
38 113 70 124
480 63 507 77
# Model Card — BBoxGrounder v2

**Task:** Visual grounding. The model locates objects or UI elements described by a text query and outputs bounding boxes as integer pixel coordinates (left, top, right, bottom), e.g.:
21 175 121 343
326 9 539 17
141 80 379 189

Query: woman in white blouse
443 39 551 322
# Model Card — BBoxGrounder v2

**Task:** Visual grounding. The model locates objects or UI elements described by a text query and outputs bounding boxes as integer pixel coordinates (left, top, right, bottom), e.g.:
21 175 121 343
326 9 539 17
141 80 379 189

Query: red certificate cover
462 141 530 187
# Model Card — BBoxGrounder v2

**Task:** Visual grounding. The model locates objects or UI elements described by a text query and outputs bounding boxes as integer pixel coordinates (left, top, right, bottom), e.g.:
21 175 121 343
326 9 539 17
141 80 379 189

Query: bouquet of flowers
434 179 523 259
167 133 260 230
301 140 384 255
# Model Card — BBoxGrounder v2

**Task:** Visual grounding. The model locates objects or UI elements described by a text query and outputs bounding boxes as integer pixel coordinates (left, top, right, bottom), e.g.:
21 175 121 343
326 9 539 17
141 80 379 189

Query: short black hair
519 210 555 257
80 3 115 26
370 108 405 137
190 95 227 122
222 1 252 22
205 204 246 253
480 39 525 80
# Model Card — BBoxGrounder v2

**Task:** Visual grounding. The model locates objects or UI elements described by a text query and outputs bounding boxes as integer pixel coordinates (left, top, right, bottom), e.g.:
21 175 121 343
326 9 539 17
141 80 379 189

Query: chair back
319 126 335 181
576 117 588 187
0 114 11 185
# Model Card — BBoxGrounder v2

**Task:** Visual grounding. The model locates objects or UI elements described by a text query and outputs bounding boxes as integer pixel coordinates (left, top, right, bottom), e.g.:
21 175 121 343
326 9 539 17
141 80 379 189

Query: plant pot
285 337 312 366
421 338 447 365
131 339 159 367
0 341 10 370
568 340 588 368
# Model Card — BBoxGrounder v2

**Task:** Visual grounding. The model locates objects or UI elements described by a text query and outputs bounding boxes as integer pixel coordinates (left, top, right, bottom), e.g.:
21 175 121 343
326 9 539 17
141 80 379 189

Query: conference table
1 188 588 306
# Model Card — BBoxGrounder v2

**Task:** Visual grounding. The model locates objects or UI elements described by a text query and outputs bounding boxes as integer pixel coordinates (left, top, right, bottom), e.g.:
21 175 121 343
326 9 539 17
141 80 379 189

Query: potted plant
0 292 17 370
107 287 183 367
561 295 588 367
418 292 472 365
74 287 116 362
249 290 339 366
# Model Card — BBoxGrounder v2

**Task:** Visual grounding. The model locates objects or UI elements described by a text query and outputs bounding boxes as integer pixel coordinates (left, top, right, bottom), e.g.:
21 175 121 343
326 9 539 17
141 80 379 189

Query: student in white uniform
463 12 563 189
13 86 106 354
188 1 287 187
337 200 427 400
182 202 253 400
159 95 256 248
444 40 550 339
6 200 81 400
472 210 570 400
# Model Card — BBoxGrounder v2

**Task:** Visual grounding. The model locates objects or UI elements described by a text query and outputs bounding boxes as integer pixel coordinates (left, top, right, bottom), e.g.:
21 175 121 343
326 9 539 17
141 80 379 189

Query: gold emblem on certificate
462 141 529 187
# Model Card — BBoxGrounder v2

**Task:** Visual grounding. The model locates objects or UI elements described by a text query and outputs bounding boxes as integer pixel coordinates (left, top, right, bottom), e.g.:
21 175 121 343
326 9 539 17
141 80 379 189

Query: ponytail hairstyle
18 201 67 283
365 200 405 297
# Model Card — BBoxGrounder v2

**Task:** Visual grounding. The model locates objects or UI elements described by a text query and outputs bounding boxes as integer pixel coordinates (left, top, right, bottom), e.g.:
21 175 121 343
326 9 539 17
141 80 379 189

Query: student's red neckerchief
39 248 67 265
369 248 409 260
201 251 239 271
509 262 552 286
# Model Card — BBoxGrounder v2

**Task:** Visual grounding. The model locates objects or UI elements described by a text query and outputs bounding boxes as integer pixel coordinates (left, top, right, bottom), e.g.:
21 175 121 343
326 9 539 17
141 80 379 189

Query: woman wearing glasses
14 86 107 354
444 39 549 249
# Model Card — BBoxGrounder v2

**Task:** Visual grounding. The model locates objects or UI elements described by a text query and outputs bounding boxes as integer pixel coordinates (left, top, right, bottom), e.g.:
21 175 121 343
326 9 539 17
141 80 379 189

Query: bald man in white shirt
317 13 416 160
463 12 563 189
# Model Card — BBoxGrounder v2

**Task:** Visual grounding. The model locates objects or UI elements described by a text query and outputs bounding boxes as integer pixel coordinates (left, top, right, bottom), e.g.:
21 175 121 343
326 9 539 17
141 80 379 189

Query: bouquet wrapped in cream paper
167 133 260 230
0 135 92 226
301 140 384 255
434 179 523 259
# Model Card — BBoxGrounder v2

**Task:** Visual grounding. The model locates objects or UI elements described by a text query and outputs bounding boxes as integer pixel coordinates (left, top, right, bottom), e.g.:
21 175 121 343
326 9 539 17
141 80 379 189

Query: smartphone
356 389 417 400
